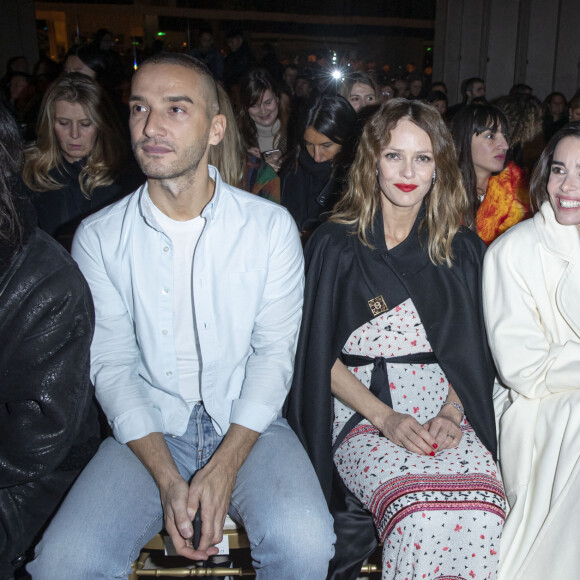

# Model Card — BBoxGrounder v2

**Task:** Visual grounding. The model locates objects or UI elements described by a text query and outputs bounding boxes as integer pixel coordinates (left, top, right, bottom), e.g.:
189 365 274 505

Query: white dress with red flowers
333 298 506 580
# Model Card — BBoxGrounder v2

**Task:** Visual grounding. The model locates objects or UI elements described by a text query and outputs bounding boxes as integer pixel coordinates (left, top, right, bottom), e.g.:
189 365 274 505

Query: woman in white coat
483 121 580 580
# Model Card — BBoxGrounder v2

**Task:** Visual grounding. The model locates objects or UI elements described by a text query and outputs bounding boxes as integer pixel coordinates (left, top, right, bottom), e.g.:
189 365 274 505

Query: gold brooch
368 295 388 316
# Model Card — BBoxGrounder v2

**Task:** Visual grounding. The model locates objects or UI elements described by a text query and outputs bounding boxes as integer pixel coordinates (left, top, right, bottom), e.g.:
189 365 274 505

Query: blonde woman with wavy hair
287 98 505 579
23 72 141 249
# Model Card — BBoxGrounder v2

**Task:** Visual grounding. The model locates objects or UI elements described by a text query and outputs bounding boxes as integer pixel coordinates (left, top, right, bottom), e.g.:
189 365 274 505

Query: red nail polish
429 451 435 456
433 443 438 449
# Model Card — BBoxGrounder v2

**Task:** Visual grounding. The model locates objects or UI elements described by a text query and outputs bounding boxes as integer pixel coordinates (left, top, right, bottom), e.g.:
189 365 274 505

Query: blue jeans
28 406 334 579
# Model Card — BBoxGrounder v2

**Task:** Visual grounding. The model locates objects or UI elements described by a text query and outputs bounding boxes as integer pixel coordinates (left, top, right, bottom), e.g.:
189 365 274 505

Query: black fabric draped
280 149 340 233
285 207 497 580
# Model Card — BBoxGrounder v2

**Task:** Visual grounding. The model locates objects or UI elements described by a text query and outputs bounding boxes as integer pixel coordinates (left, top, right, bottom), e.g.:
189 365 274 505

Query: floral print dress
333 298 506 580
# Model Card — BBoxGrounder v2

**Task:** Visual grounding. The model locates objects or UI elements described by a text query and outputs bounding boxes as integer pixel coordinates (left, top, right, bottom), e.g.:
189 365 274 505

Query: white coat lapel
537 203 580 337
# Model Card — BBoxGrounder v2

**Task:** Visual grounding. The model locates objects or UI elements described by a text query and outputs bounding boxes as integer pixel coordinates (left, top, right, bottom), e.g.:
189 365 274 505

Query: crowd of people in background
4 26 580 246
2 24 580 580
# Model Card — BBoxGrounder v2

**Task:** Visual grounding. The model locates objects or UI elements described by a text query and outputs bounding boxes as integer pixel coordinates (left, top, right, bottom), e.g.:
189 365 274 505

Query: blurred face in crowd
431 82 446 95
54 100 98 163
9 74 30 102
394 79 409 99
549 94 566 117
470 123 508 180
547 136 580 232
227 35 243 53
303 127 342 163
467 81 485 102
410 79 423 97
348 82 376 112
432 99 447 116
64 55 96 79
248 89 279 128
99 33 115 51
294 78 311 98
377 119 435 215
199 32 213 52
283 67 298 90
570 107 580 122
381 84 395 102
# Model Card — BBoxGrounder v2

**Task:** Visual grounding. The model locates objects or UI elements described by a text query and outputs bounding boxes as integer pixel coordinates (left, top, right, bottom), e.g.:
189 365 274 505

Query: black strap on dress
332 351 438 454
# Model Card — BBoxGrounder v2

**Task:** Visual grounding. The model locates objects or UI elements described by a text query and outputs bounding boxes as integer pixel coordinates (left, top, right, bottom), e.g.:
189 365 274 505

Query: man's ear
208 114 226 146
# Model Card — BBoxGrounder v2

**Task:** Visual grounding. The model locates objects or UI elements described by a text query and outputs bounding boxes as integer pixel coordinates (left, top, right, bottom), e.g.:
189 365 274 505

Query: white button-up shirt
72 167 304 444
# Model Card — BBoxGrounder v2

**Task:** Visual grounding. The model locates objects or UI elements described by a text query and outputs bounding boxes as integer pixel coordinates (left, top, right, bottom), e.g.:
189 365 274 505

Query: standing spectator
542 91 568 142
259 43 284 84
282 64 298 95
447 77 486 119
190 29 224 82
223 30 256 91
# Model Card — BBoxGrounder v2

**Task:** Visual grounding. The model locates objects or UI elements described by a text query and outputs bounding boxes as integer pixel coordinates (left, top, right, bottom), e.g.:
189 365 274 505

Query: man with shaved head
29 53 334 579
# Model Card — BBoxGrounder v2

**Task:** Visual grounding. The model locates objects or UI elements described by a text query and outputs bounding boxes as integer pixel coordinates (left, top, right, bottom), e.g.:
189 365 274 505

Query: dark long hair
451 104 509 228
0 101 25 253
301 95 358 166
530 121 580 212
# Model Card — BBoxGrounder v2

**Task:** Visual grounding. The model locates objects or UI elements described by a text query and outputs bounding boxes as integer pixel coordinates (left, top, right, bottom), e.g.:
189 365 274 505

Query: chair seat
130 516 252 578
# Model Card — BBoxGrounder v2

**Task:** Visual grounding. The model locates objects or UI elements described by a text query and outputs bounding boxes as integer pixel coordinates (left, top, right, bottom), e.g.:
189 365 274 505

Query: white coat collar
535 201 580 334
534 201 580 262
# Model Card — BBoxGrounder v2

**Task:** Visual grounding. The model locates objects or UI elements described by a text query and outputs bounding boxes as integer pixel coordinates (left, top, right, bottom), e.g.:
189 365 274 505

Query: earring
376 169 379 176
432 170 437 183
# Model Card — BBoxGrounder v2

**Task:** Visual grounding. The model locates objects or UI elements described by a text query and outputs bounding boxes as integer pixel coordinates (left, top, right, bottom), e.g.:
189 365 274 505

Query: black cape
285 209 497 579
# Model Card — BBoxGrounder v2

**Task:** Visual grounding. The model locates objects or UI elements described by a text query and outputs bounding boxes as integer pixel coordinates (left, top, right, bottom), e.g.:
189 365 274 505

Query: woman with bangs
287 99 505 580
23 73 142 249
451 103 531 245
238 68 288 173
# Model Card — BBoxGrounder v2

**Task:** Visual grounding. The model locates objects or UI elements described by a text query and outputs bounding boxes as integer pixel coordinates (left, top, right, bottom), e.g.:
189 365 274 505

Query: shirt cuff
230 399 278 433
112 406 165 444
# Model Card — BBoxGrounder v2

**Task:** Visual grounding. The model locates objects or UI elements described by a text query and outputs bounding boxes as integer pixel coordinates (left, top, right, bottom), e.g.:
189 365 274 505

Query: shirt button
163 246 169 253
162 329 168 335
166 370 172 377
162 288 169 294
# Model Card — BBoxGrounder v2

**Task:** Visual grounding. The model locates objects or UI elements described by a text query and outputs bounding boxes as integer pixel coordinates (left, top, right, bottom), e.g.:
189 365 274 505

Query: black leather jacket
0 223 100 576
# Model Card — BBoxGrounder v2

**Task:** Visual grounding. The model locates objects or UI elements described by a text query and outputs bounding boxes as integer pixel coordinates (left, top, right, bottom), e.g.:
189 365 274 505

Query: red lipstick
394 183 418 192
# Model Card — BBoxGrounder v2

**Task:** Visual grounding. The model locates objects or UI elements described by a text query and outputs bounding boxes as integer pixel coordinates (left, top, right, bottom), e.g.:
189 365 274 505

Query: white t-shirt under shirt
147 193 205 405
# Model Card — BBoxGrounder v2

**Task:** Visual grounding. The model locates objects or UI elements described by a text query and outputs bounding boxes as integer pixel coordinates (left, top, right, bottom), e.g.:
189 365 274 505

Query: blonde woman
287 99 505 580
23 73 141 248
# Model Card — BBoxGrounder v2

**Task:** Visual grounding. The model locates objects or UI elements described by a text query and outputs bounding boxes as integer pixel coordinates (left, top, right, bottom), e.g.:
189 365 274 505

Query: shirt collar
137 164 223 229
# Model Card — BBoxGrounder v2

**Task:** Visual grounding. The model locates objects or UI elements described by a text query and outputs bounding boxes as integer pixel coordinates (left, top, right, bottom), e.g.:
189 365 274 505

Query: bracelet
441 401 464 420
